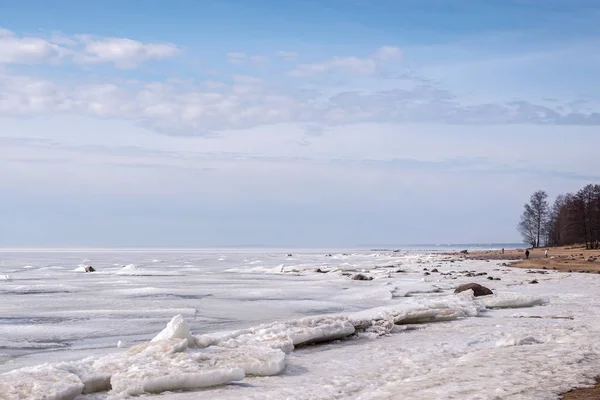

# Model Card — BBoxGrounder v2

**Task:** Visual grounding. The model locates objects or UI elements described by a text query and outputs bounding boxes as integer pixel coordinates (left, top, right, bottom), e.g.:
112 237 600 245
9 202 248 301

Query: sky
1 0 599 247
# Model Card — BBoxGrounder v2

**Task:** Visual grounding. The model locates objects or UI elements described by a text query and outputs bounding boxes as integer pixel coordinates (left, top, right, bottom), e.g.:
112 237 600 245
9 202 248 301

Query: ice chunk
351 293 482 329
191 345 287 376
479 293 549 309
196 316 356 353
0 275 9 280
152 314 196 347
113 339 247 393
0 365 84 400
58 360 112 394
111 364 244 395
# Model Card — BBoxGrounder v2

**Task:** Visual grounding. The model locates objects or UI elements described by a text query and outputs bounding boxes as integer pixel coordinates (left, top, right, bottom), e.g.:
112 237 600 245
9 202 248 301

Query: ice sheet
2 248 600 399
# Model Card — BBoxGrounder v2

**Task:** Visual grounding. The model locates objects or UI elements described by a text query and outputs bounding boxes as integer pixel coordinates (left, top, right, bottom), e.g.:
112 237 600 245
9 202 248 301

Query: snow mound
115 264 140 275
73 266 87 272
496 335 544 348
115 264 182 276
479 292 549 309
0 275 9 280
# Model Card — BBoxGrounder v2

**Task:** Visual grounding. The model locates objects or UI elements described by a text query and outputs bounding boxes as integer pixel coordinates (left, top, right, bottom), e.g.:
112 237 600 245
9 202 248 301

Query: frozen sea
1 246 600 399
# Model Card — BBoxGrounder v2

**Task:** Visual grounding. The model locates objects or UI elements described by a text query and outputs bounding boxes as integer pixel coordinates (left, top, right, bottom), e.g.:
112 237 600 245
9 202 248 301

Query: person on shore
501 248 505 254
525 249 530 259
545 249 548 258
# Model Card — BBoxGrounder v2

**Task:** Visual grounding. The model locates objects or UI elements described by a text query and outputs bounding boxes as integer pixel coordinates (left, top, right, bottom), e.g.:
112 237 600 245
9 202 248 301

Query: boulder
351 273 373 281
85 266 96 273
454 283 493 297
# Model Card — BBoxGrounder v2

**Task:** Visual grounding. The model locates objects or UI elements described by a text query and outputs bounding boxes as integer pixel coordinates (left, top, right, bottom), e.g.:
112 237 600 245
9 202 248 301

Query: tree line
518 184 600 249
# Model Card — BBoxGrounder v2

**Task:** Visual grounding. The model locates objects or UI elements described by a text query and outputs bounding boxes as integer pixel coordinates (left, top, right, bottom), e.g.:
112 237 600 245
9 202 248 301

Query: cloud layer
0 28 180 68
1 27 598 136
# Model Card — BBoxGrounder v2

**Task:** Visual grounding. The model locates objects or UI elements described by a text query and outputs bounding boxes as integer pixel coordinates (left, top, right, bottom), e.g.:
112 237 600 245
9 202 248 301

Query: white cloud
276 51 298 60
1 69 598 137
0 29 69 64
0 27 180 68
232 75 264 84
287 46 401 76
74 36 180 68
227 52 269 64
373 45 402 61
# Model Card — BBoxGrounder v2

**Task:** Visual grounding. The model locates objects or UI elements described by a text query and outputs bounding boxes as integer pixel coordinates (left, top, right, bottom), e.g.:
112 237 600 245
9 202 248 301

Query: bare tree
517 190 549 247
576 184 600 249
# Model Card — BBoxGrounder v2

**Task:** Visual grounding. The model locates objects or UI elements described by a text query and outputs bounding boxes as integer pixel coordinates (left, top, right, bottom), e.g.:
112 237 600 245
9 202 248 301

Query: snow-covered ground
1 248 600 399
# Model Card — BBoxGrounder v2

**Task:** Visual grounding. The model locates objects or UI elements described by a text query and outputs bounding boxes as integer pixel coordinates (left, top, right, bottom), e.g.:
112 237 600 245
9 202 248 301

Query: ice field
1 248 600 399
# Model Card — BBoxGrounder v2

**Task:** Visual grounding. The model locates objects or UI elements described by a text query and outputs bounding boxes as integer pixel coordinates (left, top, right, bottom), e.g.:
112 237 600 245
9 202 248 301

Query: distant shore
449 245 600 273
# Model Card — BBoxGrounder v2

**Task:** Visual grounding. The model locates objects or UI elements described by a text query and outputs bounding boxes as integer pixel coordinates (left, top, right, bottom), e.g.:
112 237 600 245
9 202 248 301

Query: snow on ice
1 249 600 399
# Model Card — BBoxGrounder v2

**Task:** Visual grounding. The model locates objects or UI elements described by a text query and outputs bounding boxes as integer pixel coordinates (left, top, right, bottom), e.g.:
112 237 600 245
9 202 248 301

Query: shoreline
561 378 600 399
450 245 600 399
449 245 600 273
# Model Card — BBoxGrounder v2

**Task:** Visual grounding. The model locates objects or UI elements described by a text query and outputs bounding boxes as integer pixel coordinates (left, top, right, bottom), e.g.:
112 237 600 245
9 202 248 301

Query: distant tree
518 190 549 248
545 194 566 246
576 184 600 249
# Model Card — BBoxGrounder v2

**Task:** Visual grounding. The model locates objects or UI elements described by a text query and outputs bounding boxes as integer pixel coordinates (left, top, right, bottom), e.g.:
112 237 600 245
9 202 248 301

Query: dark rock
460 250 469 254
530 279 538 284
325 254 332 257
454 283 493 297
314 268 327 273
85 266 96 273
431 268 439 273
487 276 494 280
494 277 501 281
423 272 431 276
351 274 373 281
287 254 293 257
423 268 429 271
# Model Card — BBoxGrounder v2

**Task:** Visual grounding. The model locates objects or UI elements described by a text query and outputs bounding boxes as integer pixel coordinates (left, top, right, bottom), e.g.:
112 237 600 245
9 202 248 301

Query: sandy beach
561 378 600 399
456 245 600 273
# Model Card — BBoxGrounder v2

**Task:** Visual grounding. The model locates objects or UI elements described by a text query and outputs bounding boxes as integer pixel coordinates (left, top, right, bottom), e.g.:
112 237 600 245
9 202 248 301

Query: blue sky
1 0 599 247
